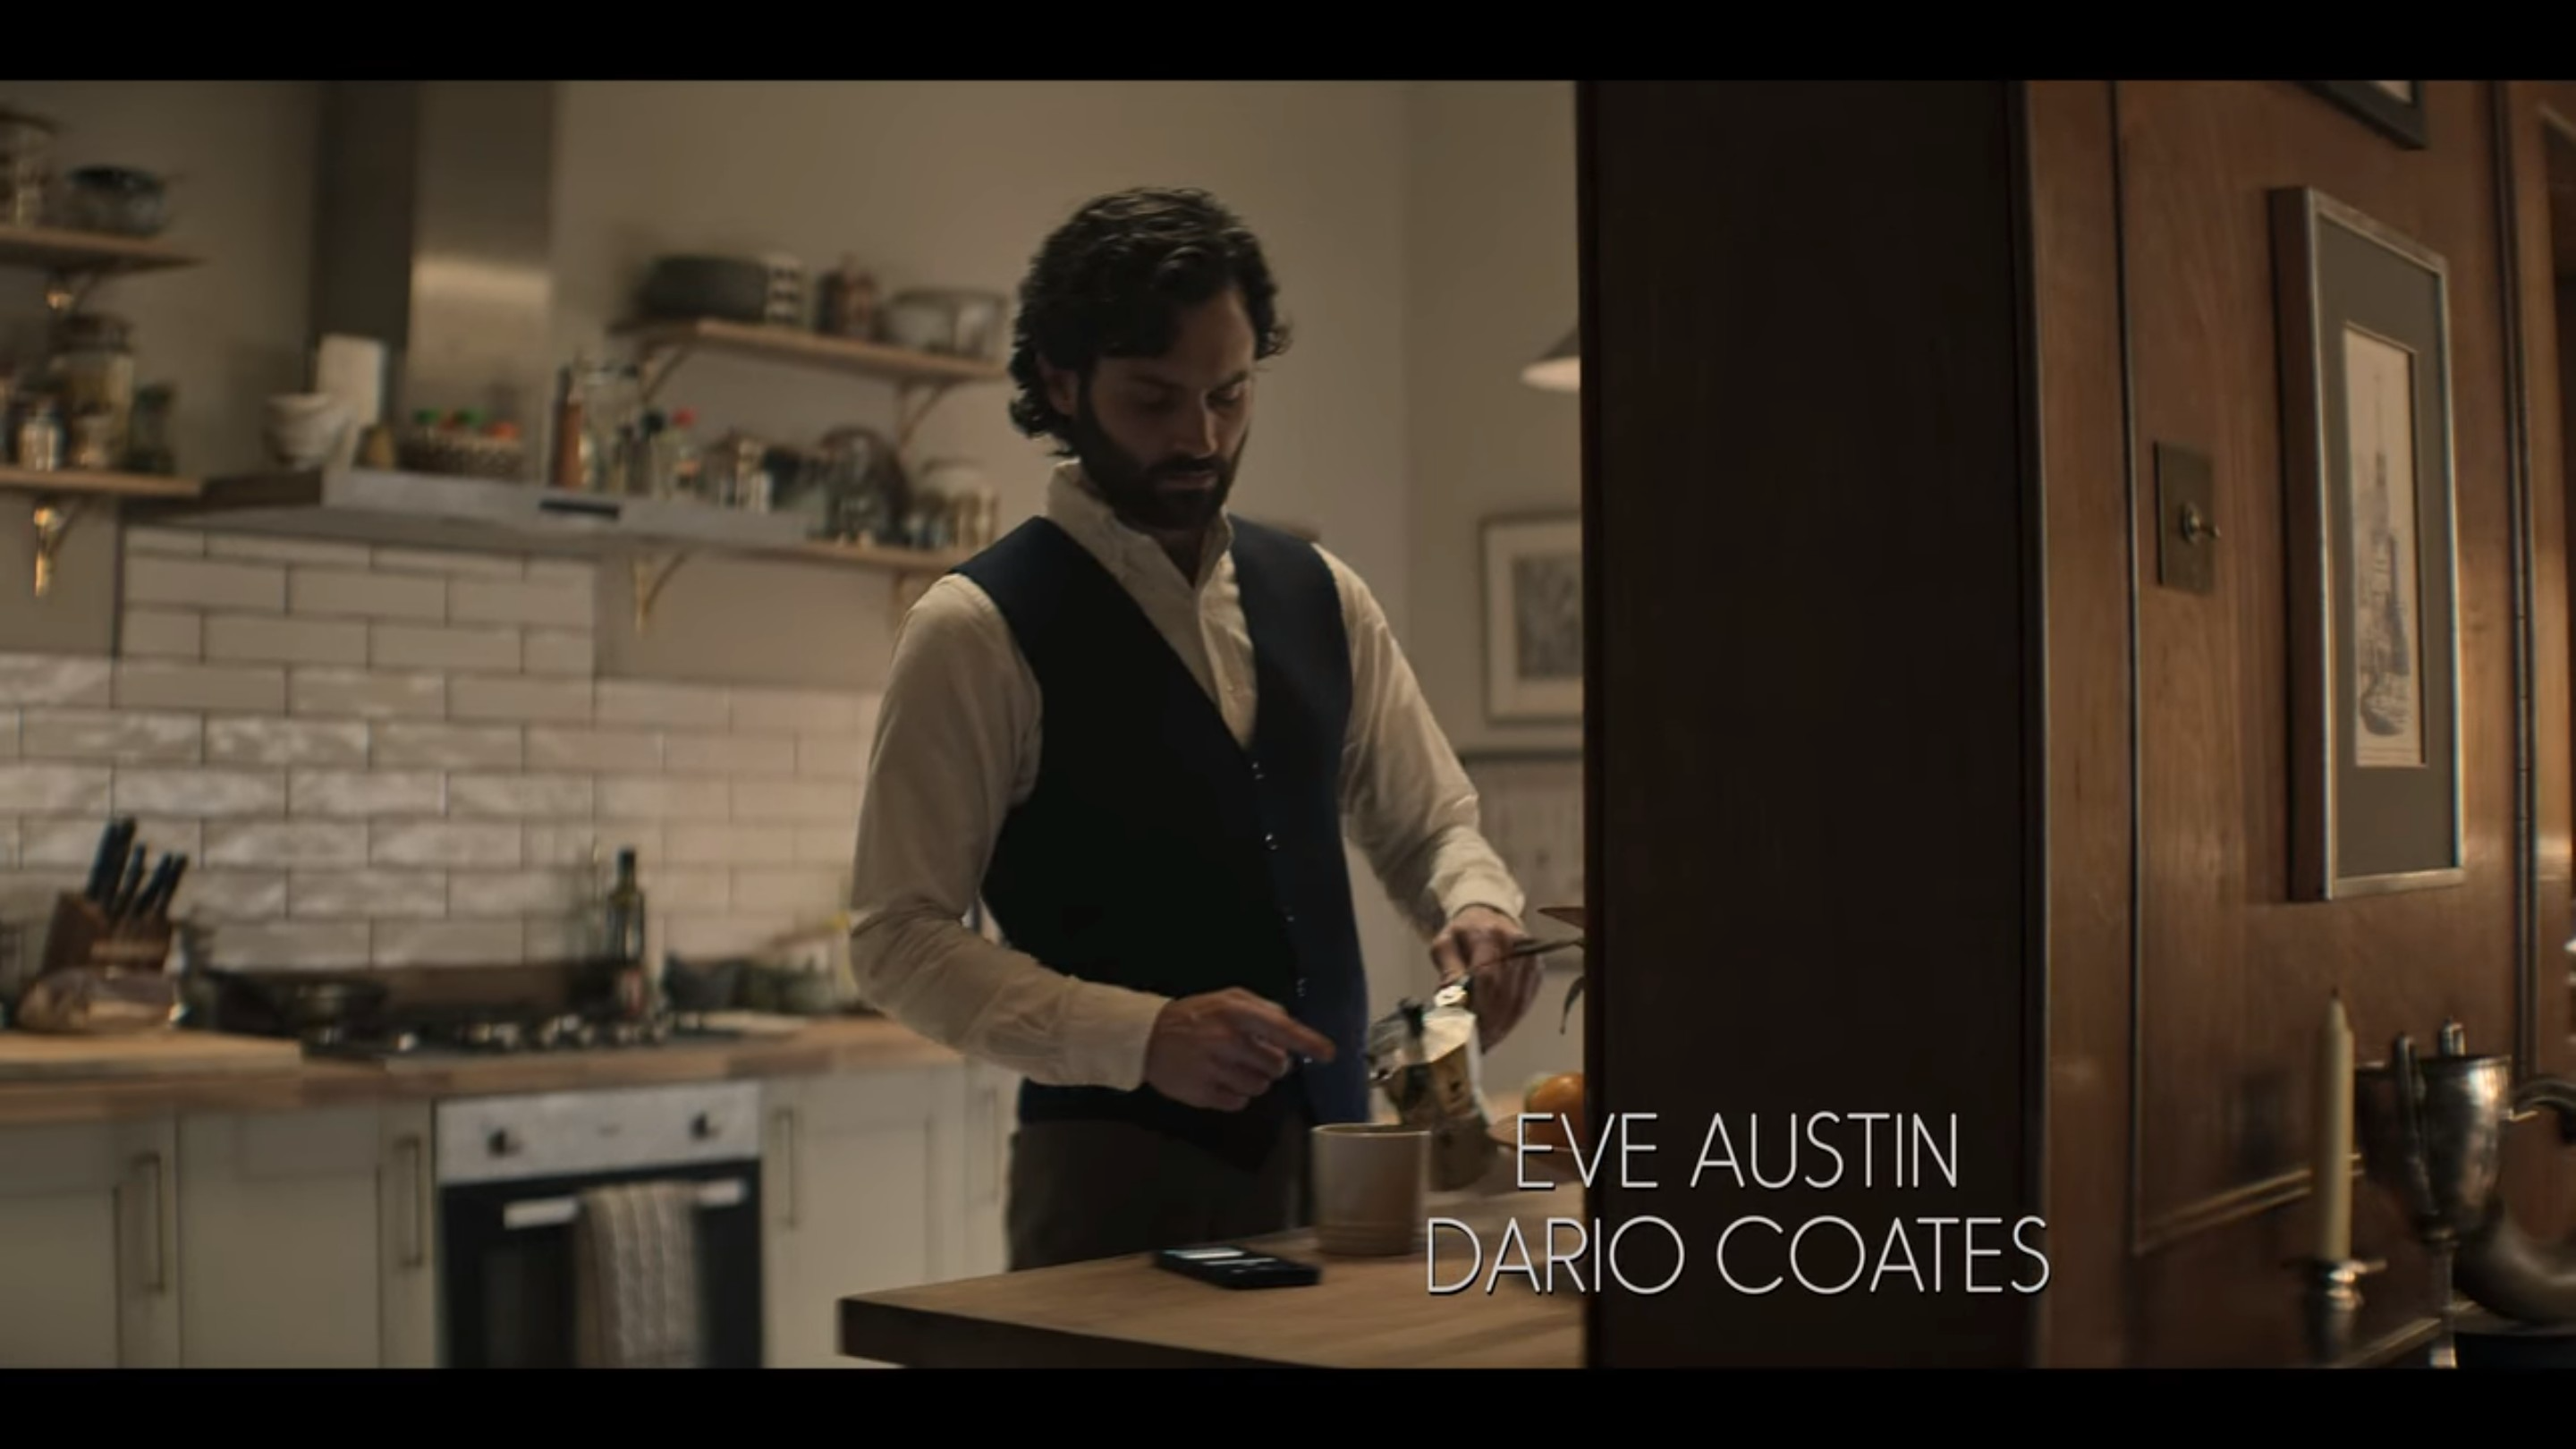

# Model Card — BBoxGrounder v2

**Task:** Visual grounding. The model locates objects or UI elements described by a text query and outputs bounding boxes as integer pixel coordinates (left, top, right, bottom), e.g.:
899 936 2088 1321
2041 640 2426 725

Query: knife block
14 894 180 1034
39 892 175 976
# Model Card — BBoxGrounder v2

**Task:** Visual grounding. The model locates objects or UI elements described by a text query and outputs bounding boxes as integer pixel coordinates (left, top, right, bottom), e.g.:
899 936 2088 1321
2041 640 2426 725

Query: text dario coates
1428 1112 2051 1298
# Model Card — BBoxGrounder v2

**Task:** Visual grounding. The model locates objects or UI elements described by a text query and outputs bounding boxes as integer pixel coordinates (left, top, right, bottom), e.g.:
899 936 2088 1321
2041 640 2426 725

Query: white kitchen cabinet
958 1059 1016 1279
760 1062 971 1368
0 1115 181 1368
174 1103 436 1368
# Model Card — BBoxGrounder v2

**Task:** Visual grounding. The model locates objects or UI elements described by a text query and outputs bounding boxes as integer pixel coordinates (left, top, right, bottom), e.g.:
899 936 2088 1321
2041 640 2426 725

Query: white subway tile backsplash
121 609 203 660
19 710 201 764
639 868 729 912
123 526 207 557
449 869 588 917
448 773 592 818
373 623 520 673
292 668 444 719
796 735 869 778
523 631 595 677
731 687 870 734
450 577 593 630
527 727 657 774
596 681 727 730
450 675 590 724
524 824 611 868
291 568 446 622
374 919 521 966
207 614 370 667
117 661 285 714
731 778 860 822
207 717 369 768
12 530 895 970
206 819 369 869
664 733 794 776
372 547 523 579
374 723 521 770
176 870 288 921
126 556 286 613
794 826 856 866
289 770 445 818
665 825 799 867
209 921 372 970
599 775 728 821
208 535 374 569
731 869 846 915
372 820 521 868
0 764 114 814
19 818 201 869
0 655 116 708
292 869 446 919
115 768 287 818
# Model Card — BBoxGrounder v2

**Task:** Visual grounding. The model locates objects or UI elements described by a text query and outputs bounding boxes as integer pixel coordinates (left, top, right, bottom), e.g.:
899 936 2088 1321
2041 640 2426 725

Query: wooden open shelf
780 536 973 572
0 224 201 277
0 465 200 499
614 317 1008 390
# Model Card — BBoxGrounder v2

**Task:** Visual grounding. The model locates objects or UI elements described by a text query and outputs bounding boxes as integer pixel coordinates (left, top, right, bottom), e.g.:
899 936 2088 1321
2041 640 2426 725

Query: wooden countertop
0 1016 961 1127
838 1174 1587 1368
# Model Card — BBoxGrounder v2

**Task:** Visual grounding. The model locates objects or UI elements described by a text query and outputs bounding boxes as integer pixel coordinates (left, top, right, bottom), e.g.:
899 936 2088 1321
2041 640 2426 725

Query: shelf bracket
28 496 88 597
635 341 696 407
41 267 108 317
631 549 696 631
894 382 962 455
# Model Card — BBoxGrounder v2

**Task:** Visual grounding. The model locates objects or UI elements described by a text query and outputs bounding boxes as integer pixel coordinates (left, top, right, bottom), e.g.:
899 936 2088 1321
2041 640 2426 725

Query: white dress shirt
847 462 1526 1092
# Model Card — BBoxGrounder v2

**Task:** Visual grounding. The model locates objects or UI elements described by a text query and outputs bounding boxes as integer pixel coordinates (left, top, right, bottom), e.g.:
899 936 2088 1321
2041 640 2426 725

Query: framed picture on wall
2300 81 2428 149
2271 186 2462 900
1481 513 1582 724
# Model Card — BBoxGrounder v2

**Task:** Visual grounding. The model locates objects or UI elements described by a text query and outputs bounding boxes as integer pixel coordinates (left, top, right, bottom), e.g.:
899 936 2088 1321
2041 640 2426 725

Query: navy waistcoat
953 514 1374 1172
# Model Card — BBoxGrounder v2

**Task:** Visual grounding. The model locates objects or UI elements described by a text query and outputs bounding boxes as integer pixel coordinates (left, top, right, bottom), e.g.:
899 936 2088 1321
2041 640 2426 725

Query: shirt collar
1045 461 1234 591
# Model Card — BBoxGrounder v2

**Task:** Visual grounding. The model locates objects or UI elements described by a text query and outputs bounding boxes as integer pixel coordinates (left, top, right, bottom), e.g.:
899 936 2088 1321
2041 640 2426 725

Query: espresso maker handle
2454 1074 2576 1326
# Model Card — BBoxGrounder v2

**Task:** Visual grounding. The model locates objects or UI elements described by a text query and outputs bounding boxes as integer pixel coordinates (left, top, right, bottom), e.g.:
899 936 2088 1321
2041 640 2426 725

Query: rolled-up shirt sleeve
846 576 1169 1089
1323 551 1530 939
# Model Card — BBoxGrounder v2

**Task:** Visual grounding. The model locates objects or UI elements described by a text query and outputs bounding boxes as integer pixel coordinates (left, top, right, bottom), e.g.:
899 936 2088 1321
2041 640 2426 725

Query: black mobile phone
1154 1244 1322 1289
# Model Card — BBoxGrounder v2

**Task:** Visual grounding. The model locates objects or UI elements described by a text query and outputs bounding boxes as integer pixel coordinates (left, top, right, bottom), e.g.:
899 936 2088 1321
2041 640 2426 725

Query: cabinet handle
133 1152 166 1295
773 1106 798 1228
397 1135 428 1269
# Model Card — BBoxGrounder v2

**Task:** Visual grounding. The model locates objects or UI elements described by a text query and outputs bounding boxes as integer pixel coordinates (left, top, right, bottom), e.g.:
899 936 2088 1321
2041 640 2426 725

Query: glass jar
0 106 55 228
49 313 136 466
13 397 62 471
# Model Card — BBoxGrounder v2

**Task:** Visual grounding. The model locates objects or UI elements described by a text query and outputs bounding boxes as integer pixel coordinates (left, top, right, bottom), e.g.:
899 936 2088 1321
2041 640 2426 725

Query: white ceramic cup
1310 1123 1428 1257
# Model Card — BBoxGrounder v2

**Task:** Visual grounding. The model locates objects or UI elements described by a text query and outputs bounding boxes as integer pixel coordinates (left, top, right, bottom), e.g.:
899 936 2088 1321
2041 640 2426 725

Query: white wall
1401 82 1584 1095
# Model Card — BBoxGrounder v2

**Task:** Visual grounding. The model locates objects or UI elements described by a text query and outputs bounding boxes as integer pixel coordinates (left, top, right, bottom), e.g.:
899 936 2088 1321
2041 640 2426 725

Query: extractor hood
136 468 813 557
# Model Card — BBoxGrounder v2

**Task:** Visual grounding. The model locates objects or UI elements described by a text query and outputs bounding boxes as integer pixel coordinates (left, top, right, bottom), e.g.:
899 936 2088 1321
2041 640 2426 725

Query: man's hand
1144 987 1338 1112
1432 905 1538 1050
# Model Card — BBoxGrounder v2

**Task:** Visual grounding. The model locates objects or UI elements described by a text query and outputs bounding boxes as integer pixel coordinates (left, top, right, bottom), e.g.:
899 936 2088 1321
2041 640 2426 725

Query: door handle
772 1106 798 1228
128 1152 166 1295
396 1134 428 1268
498 1178 746 1230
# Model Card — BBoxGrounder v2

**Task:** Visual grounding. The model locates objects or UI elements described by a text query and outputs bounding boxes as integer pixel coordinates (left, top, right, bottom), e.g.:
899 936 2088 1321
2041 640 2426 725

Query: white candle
2313 991 2353 1262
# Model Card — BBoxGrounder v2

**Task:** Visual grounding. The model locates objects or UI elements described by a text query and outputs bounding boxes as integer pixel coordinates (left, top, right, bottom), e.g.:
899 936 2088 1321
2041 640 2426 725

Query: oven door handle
498 1176 748 1231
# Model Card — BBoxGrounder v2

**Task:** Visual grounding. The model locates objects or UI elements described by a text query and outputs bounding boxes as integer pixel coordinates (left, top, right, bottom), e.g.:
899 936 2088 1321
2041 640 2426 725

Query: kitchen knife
130 853 180 923
108 845 148 922
85 818 132 903
148 854 190 922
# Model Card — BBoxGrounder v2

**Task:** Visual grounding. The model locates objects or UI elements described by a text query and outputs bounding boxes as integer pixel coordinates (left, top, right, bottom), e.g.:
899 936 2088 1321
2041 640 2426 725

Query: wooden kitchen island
837 1175 1587 1368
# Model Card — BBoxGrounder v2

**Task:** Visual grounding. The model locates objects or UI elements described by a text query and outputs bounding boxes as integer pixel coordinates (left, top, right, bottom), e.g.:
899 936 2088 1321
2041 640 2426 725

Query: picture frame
2300 81 2428 149
1480 513 1582 724
2270 186 2462 900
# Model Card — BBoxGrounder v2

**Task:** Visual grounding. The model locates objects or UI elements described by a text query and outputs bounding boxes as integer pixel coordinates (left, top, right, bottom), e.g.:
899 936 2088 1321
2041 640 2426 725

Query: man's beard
1067 394 1241 536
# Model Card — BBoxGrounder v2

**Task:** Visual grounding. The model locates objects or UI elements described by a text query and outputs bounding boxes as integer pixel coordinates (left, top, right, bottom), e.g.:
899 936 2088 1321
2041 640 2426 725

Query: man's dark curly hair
1007 187 1292 453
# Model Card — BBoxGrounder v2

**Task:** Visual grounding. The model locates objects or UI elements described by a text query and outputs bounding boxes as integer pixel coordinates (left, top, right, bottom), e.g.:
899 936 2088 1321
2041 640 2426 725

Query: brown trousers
1004 1107 1312 1271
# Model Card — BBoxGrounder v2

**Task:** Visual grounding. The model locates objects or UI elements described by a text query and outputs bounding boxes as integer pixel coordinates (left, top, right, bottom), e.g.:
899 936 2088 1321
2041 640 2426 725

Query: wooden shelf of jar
0 224 202 277
0 466 202 598
614 317 1006 392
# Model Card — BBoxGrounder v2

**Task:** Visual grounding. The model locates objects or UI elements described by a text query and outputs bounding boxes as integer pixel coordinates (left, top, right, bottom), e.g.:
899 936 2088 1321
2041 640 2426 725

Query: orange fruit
1526 1071 1584 1123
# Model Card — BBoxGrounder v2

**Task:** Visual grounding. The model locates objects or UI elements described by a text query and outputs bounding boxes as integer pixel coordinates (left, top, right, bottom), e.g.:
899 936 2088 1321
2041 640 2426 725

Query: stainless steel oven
436 1081 764 1368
